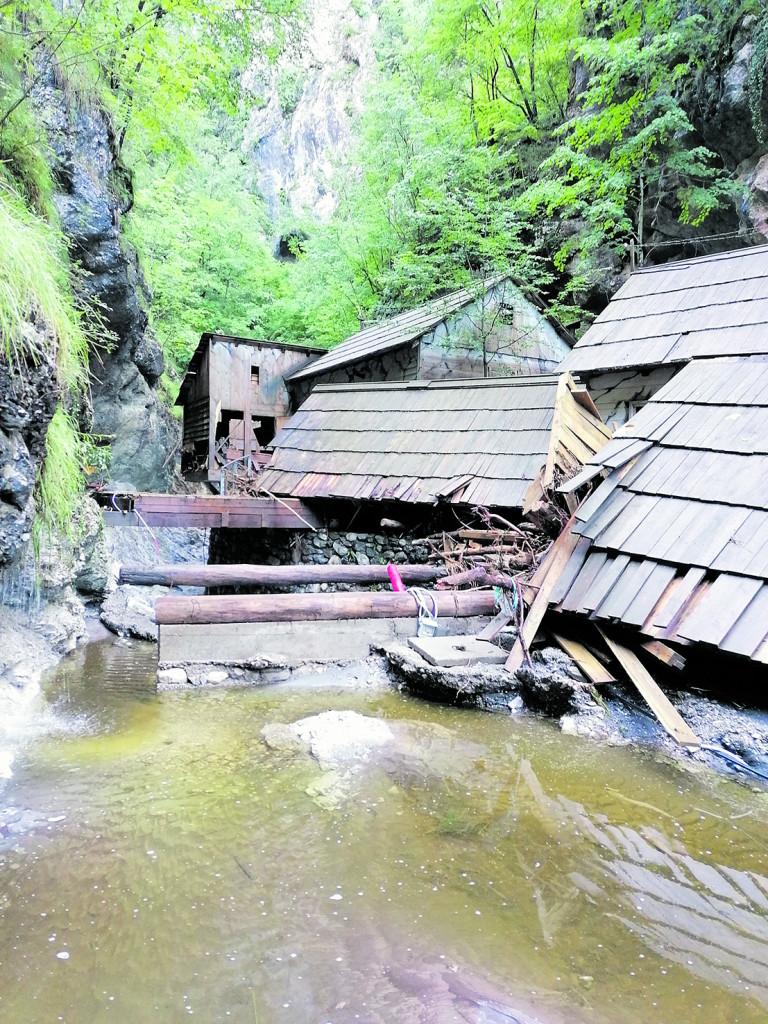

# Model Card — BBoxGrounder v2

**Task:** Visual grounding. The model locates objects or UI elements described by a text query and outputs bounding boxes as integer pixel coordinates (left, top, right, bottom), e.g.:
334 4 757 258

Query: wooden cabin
558 244 768 426
285 277 574 406
176 333 323 483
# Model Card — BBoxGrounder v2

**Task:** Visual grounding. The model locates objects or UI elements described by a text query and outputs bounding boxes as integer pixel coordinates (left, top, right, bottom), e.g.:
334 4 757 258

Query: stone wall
209 526 430 591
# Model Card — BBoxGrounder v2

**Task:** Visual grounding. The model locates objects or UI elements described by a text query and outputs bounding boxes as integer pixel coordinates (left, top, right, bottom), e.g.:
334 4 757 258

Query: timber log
121 563 447 588
154 590 496 625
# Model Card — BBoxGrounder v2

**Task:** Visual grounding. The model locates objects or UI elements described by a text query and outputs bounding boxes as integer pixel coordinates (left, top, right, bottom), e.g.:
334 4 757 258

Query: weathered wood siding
579 366 678 426
289 343 420 406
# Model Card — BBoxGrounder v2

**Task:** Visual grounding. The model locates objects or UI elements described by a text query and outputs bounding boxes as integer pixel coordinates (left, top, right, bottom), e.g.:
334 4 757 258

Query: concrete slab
158 616 492 666
406 635 507 667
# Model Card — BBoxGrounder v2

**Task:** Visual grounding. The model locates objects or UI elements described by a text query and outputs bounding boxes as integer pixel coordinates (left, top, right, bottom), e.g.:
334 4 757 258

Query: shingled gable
285 276 572 391
259 374 610 513
550 356 768 664
558 244 768 424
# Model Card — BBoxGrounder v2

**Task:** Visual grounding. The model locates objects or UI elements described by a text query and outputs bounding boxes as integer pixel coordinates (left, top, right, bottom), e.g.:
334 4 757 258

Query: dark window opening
252 415 276 448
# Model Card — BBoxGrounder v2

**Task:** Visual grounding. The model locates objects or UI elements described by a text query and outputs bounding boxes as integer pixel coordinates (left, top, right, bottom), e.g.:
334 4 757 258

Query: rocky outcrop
0 346 58 565
243 0 378 245
32 66 177 491
738 152 768 243
694 18 768 171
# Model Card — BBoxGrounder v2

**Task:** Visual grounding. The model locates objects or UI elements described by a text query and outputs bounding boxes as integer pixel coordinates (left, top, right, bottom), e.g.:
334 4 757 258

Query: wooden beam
504 519 582 674
598 629 700 750
101 493 320 530
120 562 448 588
641 640 686 671
154 589 496 625
550 632 616 685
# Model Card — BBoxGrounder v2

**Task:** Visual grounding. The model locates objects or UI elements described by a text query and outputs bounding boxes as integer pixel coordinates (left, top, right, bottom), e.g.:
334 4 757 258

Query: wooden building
285 277 574 405
559 245 768 425
176 333 323 483
259 374 610 521
550 356 768 666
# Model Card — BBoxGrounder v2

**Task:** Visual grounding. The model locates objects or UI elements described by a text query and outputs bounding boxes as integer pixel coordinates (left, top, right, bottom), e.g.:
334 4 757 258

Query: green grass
0 188 89 391
35 406 84 542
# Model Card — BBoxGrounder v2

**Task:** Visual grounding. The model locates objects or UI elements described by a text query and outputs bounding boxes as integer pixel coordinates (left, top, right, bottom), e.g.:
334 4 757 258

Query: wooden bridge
94 491 320 530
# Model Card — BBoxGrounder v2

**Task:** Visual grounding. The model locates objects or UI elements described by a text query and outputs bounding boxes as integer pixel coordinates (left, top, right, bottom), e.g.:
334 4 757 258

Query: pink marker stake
387 564 406 592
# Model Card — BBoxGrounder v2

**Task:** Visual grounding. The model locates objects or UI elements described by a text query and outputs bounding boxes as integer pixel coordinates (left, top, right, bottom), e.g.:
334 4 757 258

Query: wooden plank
560 551 608 613
651 567 706 630
621 562 677 627
505 522 582 674
641 640 686 671
549 536 592 606
718 585 768 658
154 589 497 625
594 559 657 620
476 611 512 642
551 633 616 685
121 563 448 588
599 630 701 750
580 553 631 613
675 573 764 647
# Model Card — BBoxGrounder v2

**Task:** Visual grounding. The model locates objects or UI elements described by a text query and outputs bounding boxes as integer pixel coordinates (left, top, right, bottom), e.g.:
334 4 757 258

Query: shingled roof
551 356 768 663
285 279 509 384
560 245 768 375
260 374 610 511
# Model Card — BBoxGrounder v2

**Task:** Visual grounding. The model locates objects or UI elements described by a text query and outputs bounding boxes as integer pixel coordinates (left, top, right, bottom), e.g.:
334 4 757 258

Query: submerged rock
262 710 393 769
100 584 166 641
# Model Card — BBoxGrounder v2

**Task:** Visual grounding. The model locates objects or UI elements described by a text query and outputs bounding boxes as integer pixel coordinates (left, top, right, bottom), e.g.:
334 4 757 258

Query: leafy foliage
520 0 740 278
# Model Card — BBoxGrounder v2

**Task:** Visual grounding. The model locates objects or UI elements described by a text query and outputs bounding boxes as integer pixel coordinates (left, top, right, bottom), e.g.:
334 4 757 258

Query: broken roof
260 374 610 510
560 244 768 375
552 356 768 662
285 275 537 385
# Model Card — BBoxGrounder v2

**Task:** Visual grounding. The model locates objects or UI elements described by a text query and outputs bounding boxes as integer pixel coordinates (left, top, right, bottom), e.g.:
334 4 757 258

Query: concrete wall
581 365 680 426
158 615 491 673
420 280 570 379
289 343 419 407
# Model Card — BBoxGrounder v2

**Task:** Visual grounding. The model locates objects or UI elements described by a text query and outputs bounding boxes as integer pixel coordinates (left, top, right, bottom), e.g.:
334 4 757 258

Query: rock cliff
33 66 178 491
242 0 378 248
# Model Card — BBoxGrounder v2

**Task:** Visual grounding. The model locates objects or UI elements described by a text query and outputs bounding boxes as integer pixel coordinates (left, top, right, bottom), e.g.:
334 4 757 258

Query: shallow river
2 638 768 1024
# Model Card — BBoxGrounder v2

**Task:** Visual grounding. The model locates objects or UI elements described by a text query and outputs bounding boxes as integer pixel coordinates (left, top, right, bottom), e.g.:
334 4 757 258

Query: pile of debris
417 503 567 590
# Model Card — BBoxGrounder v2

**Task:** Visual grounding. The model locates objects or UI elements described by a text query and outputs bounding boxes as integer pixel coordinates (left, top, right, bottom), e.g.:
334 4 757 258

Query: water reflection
0 639 766 1023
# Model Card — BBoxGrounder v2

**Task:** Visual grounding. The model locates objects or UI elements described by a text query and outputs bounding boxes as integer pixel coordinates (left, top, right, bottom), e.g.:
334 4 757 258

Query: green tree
520 0 739 277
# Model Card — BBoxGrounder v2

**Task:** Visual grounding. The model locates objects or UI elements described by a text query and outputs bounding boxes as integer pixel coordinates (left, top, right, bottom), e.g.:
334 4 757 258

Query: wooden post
505 519 581 674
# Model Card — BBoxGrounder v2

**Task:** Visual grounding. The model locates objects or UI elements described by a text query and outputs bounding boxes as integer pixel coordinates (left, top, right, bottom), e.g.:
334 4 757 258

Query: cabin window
252 415 276 448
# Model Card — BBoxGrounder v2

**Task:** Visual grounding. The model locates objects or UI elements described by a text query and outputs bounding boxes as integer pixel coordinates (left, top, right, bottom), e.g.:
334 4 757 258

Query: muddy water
2 640 768 1023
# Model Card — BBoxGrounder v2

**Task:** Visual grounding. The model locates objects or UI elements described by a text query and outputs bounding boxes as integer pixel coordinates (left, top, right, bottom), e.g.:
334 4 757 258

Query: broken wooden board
407 635 507 668
550 632 616 685
598 629 700 750
475 611 512 642
641 640 686 672
505 521 582 675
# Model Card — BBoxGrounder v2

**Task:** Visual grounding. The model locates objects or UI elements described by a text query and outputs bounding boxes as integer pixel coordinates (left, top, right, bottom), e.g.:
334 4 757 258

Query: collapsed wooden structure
558 244 768 425
175 333 323 483
536 356 768 666
260 373 610 516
